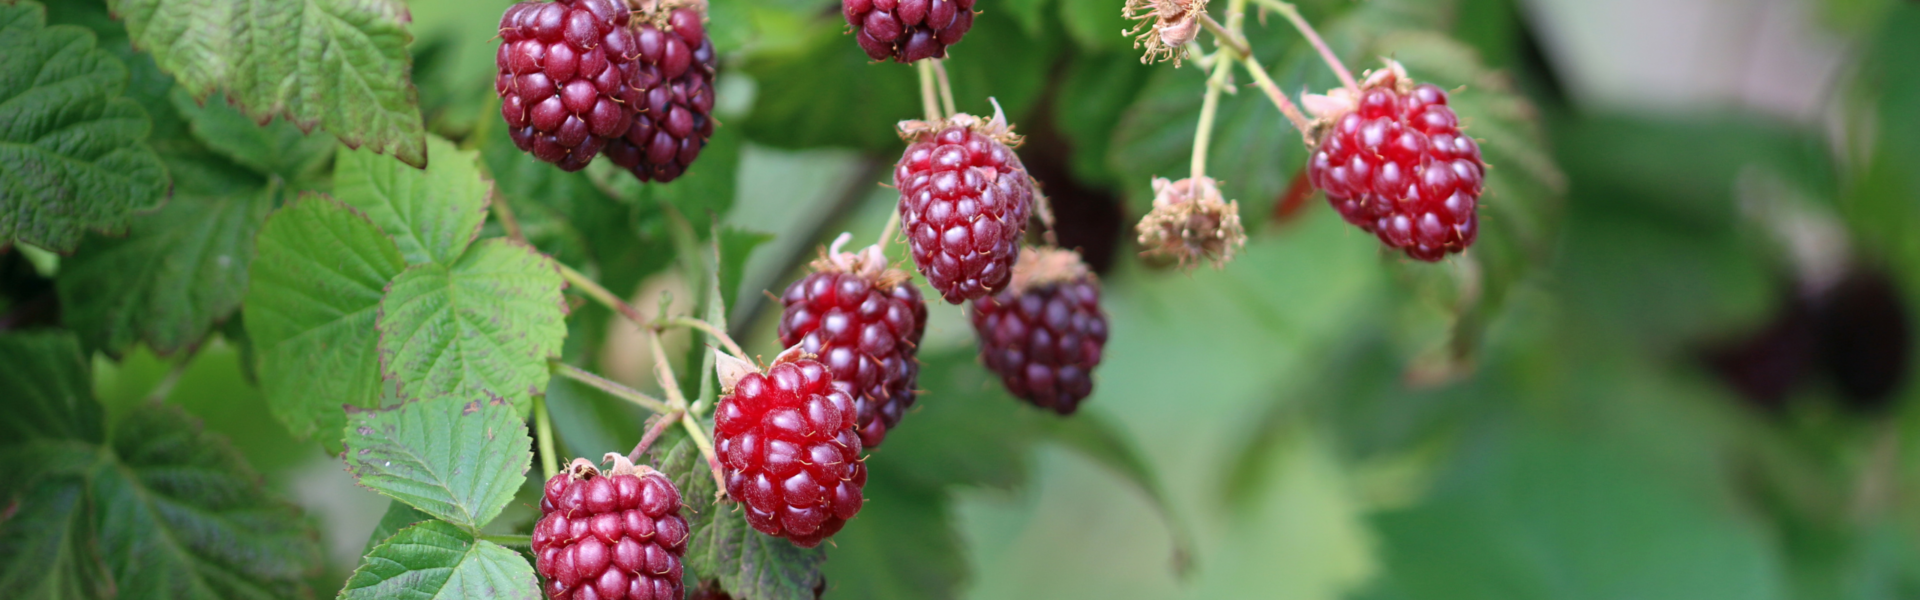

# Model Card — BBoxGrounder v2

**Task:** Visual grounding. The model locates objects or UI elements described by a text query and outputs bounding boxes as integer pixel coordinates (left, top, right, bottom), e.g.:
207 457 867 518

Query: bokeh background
21 0 1920 597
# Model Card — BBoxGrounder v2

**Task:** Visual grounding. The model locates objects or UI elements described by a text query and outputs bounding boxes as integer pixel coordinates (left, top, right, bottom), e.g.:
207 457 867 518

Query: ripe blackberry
498 0 639 172
968 248 1109 414
712 350 867 547
842 0 975 63
1304 60 1486 261
778 235 928 449
895 109 1035 304
533 456 688 600
604 5 717 183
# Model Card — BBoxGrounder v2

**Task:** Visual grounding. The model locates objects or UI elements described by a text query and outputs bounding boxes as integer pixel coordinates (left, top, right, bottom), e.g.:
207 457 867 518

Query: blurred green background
13 0 1920 598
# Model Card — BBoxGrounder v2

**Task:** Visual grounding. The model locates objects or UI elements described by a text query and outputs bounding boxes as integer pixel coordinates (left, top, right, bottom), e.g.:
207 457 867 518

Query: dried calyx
1136 176 1246 269
896 97 1023 147
565 454 658 480
810 232 910 288
1123 0 1209 65
1302 59 1409 143
624 0 707 24
1008 246 1093 293
713 345 807 392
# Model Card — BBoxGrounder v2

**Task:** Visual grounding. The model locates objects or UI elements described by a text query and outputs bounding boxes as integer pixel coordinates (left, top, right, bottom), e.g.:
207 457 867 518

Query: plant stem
627 409 684 464
1191 52 1236 181
876 205 902 255
1251 0 1358 92
648 331 726 492
490 192 525 242
482 533 532 547
916 60 943 122
549 359 673 414
556 262 648 327
931 58 957 117
1239 53 1314 139
534 394 559 480
1198 13 1250 58
659 316 747 361
143 350 196 404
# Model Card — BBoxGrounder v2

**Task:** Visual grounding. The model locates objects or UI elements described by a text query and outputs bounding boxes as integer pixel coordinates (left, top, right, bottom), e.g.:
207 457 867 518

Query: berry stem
931 58 957 117
1251 0 1357 92
628 408 685 464
142 348 197 403
1239 53 1314 140
1197 12 1251 59
557 263 649 329
548 359 674 414
916 60 943 122
1190 50 1236 181
534 394 559 480
490 192 526 242
877 204 902 255
647 330 727 492
658 315 748 361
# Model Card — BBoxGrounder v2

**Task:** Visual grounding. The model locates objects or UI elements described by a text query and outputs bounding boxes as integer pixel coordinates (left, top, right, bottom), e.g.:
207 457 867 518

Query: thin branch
931 58 957 117
660 316 747 361
1198 13 1250 58
1191 52 1236 181
1240 53 1314 138
490 192 526 242
648 331 727 492
628 409 685 464
534 394 559 480
876 206 902 255
557 262 648 327
1252 0 1358 92
549 359 673 414
916 60 943 122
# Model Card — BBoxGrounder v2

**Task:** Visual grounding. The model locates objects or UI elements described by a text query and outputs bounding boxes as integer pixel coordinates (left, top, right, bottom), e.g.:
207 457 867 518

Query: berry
894 110 1035 304
712 351 867 547
498 0 639 172
842 0 976 63
968 248 1109 414
778 235 928 449
1304 61 1486 261
605 6 717 183
533 456 689 600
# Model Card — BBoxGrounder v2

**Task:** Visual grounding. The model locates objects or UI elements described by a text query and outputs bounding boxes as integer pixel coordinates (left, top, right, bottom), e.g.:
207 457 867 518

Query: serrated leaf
343 394 533 531
170 87 335 181
58 152 275 357
0 446 113 600
107 0 428 167
338 520 540 600
660 439 827 600
363 500 434 556
335 135 490 266
0 331 103 444
0 0 168 252
244 194 408 450
92 402 323 600
375 238 567 410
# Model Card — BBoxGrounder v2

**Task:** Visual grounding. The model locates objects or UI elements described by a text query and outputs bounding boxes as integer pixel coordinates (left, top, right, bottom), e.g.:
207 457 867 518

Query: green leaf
0 0 168 252
243 193 408 450
362 500 434 556
338 520 539 600
335 135 491 266
169 87 335 181
0 331 103 444
0 446 113 600
1059 0 1131 52
58 152 276 357
106 0 428 167
375 238 567 410
822 466 967 600
343 394 533 531
661 439 827 600
1038 409 1193 574
1003 0 1053 37
92 402 323 599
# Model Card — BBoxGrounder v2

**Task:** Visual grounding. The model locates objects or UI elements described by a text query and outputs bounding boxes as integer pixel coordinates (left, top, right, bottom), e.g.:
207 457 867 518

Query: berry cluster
534 457 689 600
969 248 1110 414
498 0 716 181
778 238 928 448
843 0 976 62
894 112 1035 304
712 352 868 547
1306 63 1486 261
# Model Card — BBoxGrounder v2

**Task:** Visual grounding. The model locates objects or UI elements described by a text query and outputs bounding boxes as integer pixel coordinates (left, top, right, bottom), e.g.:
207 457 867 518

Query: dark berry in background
605 7 717 183
843 0 976 63
498 0 639 171
969 248 1110 414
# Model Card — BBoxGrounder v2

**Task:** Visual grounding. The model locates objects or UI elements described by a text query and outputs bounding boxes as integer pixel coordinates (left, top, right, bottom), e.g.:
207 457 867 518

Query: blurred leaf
870 349 1041 491
92 402 323 599
594 123 745 234
375 239 567 411
107 0 428 166
1038 408 1192 574
480 120 621 271
58 153 274 357
343 395 534 531
335 135 491 266
1844 4 1920 280
338 520 539 600
1055 52 1154 188
244 194 407 451
0 460 112 600
0 331 104 444
717 227 772 332
0 0 169 252
363 501 434 556
170 88 335 181
1058 0 1131 52
823 467 967 600
661 438 827 600
1003 0 1053 38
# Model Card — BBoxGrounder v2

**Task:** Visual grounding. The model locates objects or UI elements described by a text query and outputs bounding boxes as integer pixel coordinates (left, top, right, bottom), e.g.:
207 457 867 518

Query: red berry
778 238 928 449
712 353 867 547
895 114 1034 304
1305 65 1485 261
498 0 637 171
605 8 717 183
843 0 976 62
533 457 688 600
968 248 1108 414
